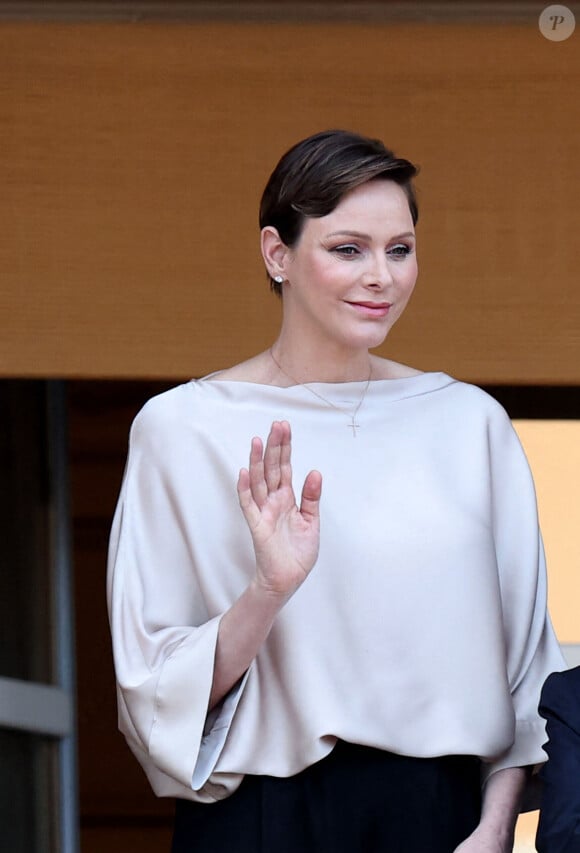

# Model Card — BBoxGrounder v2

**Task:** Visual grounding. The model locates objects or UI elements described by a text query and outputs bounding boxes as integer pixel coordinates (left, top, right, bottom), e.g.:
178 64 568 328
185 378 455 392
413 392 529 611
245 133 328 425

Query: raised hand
237 420 322 601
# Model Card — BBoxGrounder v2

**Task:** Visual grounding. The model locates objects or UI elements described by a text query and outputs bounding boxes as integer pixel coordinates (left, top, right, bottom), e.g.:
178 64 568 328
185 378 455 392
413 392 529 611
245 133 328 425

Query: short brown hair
260 129 419 295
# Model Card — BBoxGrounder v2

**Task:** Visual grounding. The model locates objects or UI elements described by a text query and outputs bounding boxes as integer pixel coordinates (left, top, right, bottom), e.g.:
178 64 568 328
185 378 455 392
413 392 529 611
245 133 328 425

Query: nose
363 251 393 289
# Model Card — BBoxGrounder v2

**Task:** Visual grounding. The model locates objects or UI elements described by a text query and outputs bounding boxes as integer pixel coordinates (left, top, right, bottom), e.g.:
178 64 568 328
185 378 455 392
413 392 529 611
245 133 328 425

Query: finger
248 436 268 507
237 467 261 529
299 470 322 520
279 421 293 488
263 421 283 492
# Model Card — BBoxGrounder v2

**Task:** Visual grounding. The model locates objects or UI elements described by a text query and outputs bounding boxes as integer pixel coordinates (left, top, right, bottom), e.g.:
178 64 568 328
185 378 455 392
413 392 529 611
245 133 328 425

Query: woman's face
279 180 418 355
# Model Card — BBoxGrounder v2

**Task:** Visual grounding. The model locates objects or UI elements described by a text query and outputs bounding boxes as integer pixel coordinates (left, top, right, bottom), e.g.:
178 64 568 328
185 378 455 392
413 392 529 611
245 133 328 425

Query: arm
454 767 528 852
108 399 321 798
453 400 564 850
209 420 322 708
480 404 565 793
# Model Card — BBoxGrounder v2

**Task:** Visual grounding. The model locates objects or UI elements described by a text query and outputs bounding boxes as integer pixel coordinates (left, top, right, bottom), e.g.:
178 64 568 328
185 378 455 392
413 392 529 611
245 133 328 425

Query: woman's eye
332 245 359 257
388 244 412 258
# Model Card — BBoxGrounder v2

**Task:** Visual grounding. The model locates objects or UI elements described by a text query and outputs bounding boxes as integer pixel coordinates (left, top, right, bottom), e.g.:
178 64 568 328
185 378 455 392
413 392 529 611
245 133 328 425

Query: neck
271 332 372 384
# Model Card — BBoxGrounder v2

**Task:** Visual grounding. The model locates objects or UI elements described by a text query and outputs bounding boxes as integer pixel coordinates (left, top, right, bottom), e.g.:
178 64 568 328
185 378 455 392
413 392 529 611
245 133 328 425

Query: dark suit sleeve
536 667 580 853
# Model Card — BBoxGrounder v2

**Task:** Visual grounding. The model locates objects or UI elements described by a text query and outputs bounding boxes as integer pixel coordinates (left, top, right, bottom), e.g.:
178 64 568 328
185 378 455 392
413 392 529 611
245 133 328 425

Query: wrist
475 817 514 845
475 801 518 851
248 575 291 612
477 766 526 844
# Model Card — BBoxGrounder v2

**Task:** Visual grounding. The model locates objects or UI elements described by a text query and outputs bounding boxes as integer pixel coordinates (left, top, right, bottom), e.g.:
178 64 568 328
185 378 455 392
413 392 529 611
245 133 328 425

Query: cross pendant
348 419 360 437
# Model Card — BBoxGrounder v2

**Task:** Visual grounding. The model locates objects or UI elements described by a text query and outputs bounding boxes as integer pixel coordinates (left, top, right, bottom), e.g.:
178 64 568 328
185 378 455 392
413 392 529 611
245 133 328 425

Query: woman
107 130 565 852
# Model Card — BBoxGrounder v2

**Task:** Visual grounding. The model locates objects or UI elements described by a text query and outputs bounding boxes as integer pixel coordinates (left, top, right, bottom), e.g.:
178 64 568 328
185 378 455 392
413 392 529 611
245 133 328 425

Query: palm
237 421 322 598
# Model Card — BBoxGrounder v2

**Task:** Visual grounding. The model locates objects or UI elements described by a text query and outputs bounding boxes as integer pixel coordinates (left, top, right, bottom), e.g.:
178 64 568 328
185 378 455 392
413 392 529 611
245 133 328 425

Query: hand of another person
237 420 322 601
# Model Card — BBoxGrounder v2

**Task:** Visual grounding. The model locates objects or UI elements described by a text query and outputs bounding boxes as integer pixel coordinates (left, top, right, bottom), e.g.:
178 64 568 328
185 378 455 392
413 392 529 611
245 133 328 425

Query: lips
346 301 392 317
351 302 391 309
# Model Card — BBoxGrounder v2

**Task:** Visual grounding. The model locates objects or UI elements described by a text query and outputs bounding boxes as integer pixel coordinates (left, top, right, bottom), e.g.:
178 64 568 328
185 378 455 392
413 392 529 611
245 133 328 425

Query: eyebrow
325 230 415 241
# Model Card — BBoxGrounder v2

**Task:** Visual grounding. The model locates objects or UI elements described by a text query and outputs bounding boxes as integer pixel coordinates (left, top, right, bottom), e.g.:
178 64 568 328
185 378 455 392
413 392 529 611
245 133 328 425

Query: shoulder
373 359 508 415
437 378 516 436
129 382 204 455
134 382 193 429
441 376 507 415
406 367 512 425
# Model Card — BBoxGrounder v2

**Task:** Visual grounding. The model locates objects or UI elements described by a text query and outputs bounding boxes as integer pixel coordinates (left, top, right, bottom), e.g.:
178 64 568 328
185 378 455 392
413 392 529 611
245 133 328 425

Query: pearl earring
273 275 284 284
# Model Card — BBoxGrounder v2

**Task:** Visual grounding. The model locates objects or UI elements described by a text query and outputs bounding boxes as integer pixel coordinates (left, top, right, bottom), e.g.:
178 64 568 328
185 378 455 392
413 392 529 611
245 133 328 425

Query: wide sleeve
106 398 249 799
482 404 565 792
536 668 580 853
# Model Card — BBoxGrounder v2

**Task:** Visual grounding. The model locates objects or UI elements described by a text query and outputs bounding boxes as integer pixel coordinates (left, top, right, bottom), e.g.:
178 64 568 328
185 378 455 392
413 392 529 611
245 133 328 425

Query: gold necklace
269 348 372 438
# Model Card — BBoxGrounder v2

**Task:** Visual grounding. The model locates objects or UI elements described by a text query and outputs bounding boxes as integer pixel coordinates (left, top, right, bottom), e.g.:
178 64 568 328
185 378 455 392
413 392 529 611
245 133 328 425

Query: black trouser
171 741 482 853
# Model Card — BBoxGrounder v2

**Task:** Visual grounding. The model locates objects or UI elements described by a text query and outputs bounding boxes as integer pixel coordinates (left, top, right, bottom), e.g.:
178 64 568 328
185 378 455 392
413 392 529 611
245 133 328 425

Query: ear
261 226 291 281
